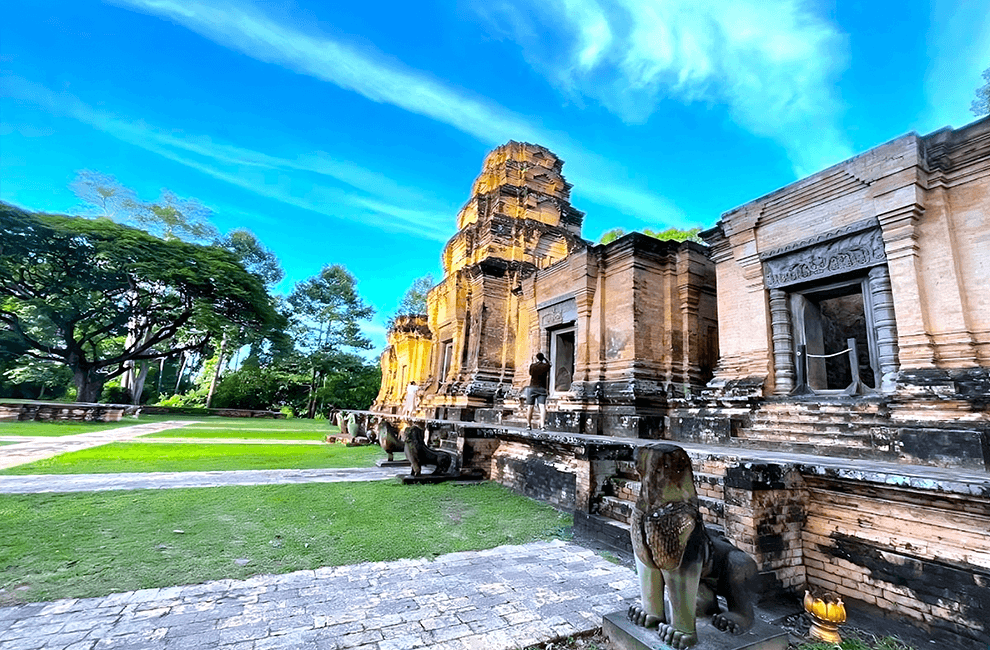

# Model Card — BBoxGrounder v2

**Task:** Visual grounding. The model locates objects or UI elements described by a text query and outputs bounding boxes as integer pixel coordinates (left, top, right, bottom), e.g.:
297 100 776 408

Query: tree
70 171 140 220
973 67 990 117
71 171 218 243
388 273 434 328
599 228 626 244
215 229 284 287
598 226 703 244
0 204 282 402
288 264 374 417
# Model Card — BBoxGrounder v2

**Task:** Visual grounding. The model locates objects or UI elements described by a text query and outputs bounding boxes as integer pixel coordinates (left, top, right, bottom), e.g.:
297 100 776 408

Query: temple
372 118 990 648
375 141 717 435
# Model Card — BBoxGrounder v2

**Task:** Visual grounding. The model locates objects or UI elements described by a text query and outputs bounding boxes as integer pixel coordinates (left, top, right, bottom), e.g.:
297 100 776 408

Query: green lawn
0 419 162 437
0 442 384 475
0 414 336 437
143 427 338 441
0 482 571 604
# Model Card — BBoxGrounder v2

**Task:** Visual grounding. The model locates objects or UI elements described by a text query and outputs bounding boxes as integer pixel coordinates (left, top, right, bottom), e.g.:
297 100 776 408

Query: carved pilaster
877 205 935 368
769 289 795 395
867 266 900 391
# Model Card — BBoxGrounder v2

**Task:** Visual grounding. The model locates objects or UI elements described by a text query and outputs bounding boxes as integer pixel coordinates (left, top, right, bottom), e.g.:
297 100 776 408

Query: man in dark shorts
525 352 551 430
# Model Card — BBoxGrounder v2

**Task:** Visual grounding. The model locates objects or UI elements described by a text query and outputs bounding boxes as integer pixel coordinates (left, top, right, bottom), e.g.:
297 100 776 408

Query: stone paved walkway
0 421 193 470
0 467 405 494
0 540 638 650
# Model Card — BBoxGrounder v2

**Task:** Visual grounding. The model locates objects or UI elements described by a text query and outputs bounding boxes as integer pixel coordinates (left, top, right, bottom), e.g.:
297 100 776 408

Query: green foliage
155 389 208 408
599 227 626 244
0 204 283 402
215 228 284 288
314 353 382 411
972 67 990 117
2 357 72 400
288 264 374 353
100 383 132 405
389 273 435 327
211 367 308 412
598 226 703 244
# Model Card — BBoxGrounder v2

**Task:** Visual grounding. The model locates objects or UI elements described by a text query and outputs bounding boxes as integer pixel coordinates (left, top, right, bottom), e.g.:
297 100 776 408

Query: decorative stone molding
762 226 886 289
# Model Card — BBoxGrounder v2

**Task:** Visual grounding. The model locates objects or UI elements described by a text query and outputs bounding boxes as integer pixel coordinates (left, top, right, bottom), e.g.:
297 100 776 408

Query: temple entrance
549 326 575 393
791 278 877 393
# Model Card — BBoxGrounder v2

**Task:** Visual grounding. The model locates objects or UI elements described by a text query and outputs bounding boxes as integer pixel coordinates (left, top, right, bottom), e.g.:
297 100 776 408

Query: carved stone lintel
763 228 886 289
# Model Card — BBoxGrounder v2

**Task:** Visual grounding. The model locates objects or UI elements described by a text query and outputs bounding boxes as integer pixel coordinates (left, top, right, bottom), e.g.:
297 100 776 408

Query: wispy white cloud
2 74 453 240
108 0 692 230
480 0 853 176
110 0 540 145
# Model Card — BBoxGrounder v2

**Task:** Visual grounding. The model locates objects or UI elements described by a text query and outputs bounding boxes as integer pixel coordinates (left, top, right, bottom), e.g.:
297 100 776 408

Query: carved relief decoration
538 296 577 328
762 226 886 289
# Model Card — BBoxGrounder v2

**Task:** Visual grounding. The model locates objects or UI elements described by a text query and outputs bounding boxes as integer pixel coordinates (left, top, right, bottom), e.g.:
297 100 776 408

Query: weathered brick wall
723 465 808 593
489 438 591 510
802 477 990 648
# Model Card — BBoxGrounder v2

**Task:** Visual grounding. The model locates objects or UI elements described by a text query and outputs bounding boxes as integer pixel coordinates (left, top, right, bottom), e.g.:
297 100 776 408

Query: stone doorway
791 278 877 393
550 326 575 393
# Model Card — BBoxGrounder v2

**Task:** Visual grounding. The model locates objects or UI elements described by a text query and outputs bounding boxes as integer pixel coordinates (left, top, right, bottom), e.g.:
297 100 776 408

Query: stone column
723 464 808 596
769 288 795 395
867 265 900 391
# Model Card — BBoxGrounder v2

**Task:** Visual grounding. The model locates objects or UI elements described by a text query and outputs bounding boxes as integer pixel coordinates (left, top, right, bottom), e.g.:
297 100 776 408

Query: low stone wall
0 401 126 422
138 406 285 418
461 428 990 649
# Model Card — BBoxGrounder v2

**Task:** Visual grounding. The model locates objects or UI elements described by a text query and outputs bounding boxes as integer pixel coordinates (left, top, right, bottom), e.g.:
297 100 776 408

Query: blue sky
2 0 988 354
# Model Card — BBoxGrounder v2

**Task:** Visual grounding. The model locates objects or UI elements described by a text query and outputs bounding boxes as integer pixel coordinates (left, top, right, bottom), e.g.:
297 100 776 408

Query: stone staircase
586 457 731 556
727 399 891 459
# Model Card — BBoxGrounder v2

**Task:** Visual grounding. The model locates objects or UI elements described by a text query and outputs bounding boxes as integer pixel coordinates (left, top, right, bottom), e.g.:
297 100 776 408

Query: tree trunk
74 367 105 403
174 352 188 395
130 361 150 405
306 365 318 419
205 334 228 408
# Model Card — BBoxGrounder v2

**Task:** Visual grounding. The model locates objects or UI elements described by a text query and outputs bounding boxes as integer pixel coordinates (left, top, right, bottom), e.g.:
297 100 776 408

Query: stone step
735 428 873 448
597 494 725 529
726 437 886 460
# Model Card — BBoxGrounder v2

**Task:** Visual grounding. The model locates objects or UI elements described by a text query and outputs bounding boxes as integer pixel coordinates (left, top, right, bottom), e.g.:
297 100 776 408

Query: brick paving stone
0 540 637 650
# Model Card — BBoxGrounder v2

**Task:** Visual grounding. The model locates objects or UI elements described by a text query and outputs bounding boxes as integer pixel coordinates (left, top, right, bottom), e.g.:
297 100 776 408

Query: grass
0 419 164 437
0 481 572 604
796 638 915 650
142 427 338 441
0 442 385 475
0 414 335 437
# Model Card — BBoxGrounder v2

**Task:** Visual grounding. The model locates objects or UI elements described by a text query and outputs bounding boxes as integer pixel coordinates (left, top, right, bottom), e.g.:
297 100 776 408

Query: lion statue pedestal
603 443 786 650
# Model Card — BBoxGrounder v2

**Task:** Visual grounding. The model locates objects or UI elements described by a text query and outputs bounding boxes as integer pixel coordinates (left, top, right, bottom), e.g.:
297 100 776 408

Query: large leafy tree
0 204 282 402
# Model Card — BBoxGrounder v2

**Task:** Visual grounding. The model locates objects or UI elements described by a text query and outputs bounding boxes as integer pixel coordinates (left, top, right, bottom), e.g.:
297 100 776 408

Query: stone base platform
602 611 788 650
375 458 410 467
399 468 486 484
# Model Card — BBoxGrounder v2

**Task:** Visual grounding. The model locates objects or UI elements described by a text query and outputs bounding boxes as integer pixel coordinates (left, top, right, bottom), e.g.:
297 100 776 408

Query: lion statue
376 418 404 461
628 442 758 649
402 425 454 477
